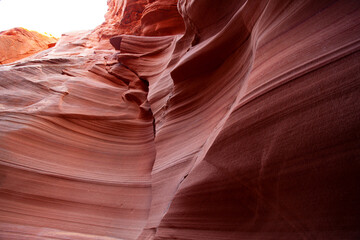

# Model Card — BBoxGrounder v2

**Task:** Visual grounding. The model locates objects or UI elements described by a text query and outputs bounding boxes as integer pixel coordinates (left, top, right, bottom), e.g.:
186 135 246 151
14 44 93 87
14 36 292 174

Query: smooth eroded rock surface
0 0 359 239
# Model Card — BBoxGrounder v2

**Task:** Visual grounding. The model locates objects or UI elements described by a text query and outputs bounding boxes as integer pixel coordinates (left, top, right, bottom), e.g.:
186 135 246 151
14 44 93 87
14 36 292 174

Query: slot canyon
0 0 359 239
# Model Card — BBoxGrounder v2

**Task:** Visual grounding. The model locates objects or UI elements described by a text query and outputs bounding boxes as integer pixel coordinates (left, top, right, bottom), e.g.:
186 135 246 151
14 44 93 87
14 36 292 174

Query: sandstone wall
0 0 359 239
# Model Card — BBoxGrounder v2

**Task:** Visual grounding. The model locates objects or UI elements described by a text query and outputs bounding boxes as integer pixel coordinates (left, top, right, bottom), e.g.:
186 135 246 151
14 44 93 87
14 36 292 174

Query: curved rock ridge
148 0 360 239
0 27 57 64
0 44 156 240
0 0 360 239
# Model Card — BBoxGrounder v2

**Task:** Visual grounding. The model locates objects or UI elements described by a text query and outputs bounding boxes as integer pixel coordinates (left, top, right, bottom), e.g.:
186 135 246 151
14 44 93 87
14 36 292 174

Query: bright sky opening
0 0 108 38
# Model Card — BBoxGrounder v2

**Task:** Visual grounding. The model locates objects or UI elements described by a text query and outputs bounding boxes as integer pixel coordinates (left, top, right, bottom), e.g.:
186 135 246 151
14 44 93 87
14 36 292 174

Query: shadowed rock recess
0 0 359 239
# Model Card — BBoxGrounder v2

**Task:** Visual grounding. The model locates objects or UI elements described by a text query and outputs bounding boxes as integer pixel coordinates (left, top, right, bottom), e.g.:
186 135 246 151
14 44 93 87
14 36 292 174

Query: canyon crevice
0 0 359 239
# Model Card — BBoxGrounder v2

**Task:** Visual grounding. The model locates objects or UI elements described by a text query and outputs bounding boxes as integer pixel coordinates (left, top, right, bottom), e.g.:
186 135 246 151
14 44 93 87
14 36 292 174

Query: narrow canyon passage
0 0 359 239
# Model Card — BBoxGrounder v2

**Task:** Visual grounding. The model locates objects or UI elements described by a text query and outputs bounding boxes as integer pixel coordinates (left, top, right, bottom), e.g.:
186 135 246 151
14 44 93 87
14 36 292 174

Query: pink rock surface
0 28 57 64
0 0 359 239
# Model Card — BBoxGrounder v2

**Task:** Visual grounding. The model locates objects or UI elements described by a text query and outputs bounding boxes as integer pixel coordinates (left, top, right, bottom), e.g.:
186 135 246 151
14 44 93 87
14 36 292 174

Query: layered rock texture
0 28 57 64
0 0 359 239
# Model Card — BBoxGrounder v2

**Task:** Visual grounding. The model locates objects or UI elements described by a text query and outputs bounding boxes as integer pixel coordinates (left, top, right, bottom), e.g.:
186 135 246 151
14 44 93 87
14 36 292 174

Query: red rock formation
90 0 184 48
0 0 359 239
0 27 57 64
140 0 185 36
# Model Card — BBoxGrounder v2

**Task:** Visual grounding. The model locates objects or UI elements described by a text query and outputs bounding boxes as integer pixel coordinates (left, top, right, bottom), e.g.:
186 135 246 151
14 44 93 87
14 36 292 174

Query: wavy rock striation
0 0 359 239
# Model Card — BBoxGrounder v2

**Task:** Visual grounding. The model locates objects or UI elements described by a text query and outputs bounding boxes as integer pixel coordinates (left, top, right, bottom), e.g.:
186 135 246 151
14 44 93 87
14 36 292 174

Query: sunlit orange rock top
0 27 57 64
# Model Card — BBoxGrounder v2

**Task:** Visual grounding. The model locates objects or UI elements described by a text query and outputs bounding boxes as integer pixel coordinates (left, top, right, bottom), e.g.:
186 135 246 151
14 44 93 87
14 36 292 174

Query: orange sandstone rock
0 27 57 64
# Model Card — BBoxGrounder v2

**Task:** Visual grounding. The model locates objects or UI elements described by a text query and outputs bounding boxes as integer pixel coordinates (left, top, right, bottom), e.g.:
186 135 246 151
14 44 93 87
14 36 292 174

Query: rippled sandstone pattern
0 27 57 65
0 0 359 239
